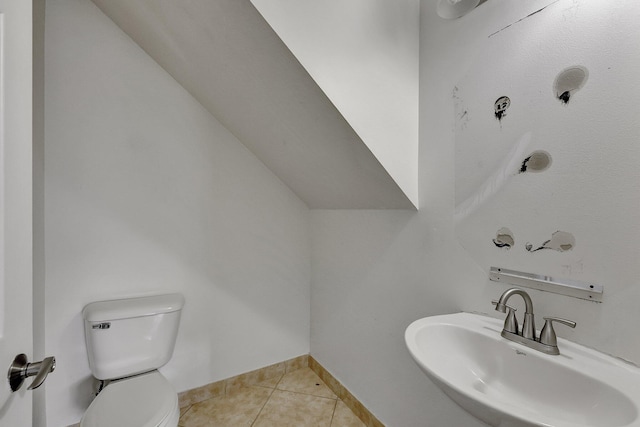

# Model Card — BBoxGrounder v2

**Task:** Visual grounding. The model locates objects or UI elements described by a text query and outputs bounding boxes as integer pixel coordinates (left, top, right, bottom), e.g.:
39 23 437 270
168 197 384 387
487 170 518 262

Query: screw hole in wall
553 66 589 104
520 151 552 173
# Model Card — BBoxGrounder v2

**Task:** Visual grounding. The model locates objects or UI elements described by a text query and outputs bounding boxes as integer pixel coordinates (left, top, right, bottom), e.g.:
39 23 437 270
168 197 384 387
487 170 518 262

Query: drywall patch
525 231 575 252
561 259 584 276
519 150 552 173
493 227 514 249
554 66 588 104
494 96 510 121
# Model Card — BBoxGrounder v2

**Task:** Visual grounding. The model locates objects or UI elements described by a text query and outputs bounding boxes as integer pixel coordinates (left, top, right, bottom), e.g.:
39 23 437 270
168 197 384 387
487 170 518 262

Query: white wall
311 210 486 426
250 0 420 207
310 0 640 425
44 1 310 426
453 0 640 363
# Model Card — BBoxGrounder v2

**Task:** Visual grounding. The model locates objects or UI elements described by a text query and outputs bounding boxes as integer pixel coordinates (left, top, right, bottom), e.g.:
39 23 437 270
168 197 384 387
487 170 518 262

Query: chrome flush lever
7 353 56 392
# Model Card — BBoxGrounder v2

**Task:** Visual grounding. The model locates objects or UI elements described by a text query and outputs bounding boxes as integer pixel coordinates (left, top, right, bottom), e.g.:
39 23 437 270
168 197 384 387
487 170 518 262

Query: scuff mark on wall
519 156 532 173
525 230 575 252
488 0 562 38
453 86 470 131
558 91 571 104
455 132 532 222
561 0 581 22
493 227 514 249
494 96 510 121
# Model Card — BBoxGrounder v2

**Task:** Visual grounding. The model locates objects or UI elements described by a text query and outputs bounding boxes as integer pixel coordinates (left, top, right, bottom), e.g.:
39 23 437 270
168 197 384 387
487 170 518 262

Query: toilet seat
80 370 179 427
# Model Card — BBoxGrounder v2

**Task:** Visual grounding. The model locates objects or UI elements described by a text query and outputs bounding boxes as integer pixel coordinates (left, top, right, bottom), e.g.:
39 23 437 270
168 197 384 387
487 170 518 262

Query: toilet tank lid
82 293 185 322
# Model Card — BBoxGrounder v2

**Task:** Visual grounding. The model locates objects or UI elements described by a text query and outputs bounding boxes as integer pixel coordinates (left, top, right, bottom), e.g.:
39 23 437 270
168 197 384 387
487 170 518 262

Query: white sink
405 312 640 427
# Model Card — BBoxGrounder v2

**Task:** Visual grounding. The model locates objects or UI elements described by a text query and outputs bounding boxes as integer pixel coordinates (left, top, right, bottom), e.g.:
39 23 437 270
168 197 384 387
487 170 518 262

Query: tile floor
179 367 366 427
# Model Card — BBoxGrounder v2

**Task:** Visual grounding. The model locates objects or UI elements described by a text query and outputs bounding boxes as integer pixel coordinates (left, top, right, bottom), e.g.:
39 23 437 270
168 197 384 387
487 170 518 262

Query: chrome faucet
493 287 576 355
494 288 536 340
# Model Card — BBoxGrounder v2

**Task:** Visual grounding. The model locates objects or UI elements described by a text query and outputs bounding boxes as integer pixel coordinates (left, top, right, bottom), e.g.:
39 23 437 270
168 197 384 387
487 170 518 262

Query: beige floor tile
254 374 282 389
331 401 366 427
178 405 192 426
253 390 337 427
277 368 337 399
179 386 272 427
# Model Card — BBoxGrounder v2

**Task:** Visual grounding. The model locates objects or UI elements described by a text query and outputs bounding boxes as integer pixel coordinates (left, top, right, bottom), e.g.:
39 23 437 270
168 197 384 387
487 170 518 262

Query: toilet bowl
80 294 184 427
80 371 179 427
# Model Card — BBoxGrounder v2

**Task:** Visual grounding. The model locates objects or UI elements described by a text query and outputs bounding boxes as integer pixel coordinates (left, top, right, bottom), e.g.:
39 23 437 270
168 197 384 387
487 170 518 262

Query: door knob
7 353 56 392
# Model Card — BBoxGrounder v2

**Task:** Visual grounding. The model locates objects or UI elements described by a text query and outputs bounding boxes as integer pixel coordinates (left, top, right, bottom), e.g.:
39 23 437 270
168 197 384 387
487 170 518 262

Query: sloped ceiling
91 0 415 209
250 0 420 207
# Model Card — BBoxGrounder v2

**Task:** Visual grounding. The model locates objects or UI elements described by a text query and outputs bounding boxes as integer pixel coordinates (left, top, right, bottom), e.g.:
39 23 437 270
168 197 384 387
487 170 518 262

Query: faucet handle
540 317 576 347
491 300 518 334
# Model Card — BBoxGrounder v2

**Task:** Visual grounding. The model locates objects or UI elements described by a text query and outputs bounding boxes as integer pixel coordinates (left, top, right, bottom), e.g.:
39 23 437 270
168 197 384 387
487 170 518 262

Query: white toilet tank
82 293 184 380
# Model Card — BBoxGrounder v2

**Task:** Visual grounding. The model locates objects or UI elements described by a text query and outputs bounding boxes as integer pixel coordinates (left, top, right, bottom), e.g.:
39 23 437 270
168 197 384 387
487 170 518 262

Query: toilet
80 293 185 427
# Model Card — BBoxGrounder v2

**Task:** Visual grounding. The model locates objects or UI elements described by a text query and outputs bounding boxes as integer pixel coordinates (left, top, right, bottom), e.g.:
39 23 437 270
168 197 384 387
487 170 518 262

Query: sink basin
405 312 640 427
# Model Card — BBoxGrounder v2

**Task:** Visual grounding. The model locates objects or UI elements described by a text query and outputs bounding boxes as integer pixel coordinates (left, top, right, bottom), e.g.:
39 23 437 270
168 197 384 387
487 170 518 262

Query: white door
0 0 34 425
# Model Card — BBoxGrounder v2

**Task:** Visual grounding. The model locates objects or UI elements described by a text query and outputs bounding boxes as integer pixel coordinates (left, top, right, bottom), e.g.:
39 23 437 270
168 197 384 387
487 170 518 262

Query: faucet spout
495 288 534 314
495 288 536 339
